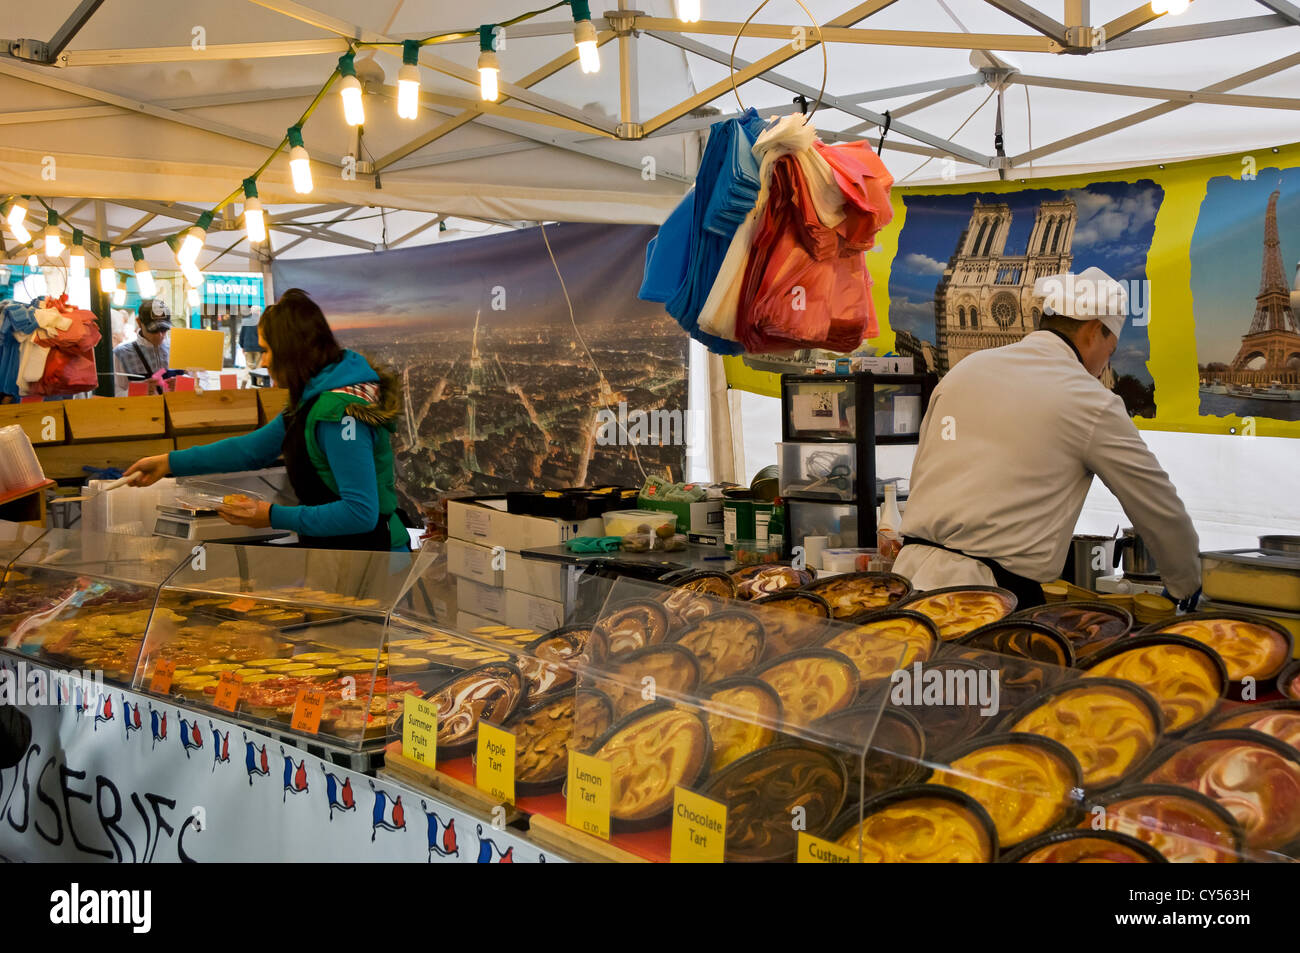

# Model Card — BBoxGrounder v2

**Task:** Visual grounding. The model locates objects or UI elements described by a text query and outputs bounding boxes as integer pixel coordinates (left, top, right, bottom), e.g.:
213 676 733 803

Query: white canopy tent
1 0 1298 266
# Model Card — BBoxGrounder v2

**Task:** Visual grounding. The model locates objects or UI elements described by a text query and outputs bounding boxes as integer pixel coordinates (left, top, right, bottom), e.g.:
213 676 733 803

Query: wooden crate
0 402 65 445
257 388 290 425
164 390 259 435
64 396 166 442
382 745 526 826
0 479 55 528
35 438 174 480
174 430 255 451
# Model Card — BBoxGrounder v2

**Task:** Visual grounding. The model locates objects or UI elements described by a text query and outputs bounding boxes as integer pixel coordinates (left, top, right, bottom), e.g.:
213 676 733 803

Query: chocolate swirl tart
424 661 525 759
924 733 1083 849
865 658 998 760
573 688 616 753
586 702 711 831
601 644 702 721
659 586 719 630
752 591 832 659
755 648 858 726
958 619 1075 667
700 677 784 771
1209 700 1300 750
830 784 999 863
594 601 670 658
666 570 737 600
814 703 927 794
1278 659 1300 702
527 624 605 668
820 609 939 681
1007 678 1163 792
506 691 612 795
1084 784 1243 864
730 564 815 601
1082 635 1229 734
1000 828 1166 863
1142 611 1293 697
1008 601 1132 660
1141 730 1300 851
701 744 847 862
669 611 765 683
900 586 1017 642
802 571 912 620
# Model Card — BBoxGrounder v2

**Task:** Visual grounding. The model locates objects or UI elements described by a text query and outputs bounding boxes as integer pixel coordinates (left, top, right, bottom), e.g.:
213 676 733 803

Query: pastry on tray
587 704 711 829
755 649 857 726
670 611 765 683
803 572 911 620
751 591 832 659
901 587 1017 642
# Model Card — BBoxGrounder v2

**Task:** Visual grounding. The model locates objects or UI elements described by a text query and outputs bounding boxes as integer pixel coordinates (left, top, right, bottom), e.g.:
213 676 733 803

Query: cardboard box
447 498 604 550
447 538 504 587
506 589 565 632
455 576 507 623
639 497 723 535
852 356 914 374
64 396 165 442
504 554 567 603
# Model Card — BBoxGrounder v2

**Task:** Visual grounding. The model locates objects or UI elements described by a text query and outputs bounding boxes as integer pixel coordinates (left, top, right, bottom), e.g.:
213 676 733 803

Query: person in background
113 299 171 395
125 288 408 552
892 267 1201 609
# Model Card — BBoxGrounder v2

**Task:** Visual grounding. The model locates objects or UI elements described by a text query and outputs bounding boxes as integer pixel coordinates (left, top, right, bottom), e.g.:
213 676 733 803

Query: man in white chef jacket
893 266 1201 609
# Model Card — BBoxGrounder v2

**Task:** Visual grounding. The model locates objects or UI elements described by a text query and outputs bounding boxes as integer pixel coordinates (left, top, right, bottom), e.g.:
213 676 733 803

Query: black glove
0 703 32 770
1161 586 1201 614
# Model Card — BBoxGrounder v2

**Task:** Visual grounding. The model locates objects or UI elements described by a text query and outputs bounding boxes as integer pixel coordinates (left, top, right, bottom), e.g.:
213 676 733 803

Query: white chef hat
1033 266 1128 339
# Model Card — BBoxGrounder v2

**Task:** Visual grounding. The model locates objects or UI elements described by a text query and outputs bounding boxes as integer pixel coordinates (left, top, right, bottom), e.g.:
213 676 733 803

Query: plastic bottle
877 482 902 560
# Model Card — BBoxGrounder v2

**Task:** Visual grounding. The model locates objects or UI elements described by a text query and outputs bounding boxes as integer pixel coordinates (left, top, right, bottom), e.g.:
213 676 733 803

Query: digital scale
153 503 288 543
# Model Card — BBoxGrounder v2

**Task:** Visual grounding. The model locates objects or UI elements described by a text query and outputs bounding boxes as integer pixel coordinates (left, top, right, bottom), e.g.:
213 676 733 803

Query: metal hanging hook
730 0 827 126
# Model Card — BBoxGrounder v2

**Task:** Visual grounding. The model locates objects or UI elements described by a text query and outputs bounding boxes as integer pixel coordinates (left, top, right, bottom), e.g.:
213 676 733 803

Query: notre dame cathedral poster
887 181 1162 418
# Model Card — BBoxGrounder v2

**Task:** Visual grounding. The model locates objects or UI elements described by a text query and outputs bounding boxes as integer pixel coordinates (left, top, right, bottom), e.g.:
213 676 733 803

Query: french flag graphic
93 694 114 730
420 800 459 860
149 704 167 749
280 746 309 801
178 712 203 758
368 780 406 841
123 697 143 739
209 722 230 772
242 732 270 785
321 766 357 820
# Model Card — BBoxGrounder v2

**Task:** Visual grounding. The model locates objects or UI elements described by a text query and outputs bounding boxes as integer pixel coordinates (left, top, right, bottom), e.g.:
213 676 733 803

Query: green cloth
566 536 623 554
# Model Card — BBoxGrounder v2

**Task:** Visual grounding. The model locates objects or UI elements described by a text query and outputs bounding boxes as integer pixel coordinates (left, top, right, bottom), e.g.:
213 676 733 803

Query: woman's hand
217 498 273 529
124 454 171 487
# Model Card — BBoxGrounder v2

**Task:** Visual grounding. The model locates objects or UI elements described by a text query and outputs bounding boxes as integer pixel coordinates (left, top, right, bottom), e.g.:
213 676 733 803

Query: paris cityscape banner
726 141 1300 440
273 222 689 515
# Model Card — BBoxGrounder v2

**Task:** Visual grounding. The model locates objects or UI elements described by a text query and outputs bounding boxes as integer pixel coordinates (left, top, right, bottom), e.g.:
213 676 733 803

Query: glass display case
135 542 416 750
0 526 196 684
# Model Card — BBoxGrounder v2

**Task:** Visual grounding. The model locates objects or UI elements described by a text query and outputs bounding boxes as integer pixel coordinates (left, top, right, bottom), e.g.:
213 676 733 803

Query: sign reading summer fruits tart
213 670 242 712
797 831 856 863
401 694 437 768
670 786 727 863
566 750 612 840
476 721 516 804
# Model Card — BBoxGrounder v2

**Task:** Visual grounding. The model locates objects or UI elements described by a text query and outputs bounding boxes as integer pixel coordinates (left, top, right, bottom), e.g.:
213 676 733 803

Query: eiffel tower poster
1193 170 1300 422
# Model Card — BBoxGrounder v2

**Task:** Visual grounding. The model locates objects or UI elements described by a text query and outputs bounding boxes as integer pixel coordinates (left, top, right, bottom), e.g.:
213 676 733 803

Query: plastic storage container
1201 549 1300 612
601 509 677 538
778 442 856 501
172 480 267 512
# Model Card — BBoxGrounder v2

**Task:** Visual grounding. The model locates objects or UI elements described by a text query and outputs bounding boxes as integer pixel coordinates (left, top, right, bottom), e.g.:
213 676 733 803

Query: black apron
903 535 1046 609
282 395 394 552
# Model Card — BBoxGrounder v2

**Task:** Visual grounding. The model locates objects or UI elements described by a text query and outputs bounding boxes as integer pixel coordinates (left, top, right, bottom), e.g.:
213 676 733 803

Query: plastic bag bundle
644 112 894 356
639 108 768 353
29 307 100 396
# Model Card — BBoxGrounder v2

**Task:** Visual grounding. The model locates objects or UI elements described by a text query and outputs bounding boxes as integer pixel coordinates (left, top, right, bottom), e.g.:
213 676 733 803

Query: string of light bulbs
2 0 707 298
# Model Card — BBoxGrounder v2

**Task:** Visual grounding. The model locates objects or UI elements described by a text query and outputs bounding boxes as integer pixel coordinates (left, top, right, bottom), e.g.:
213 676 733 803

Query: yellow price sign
476 721 516 805
670 787 727 863
566 750 611 840
797 832 856 864
401 695 438 769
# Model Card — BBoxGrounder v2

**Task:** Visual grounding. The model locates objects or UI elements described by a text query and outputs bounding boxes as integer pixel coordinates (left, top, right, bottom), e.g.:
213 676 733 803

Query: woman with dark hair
126 288 407 551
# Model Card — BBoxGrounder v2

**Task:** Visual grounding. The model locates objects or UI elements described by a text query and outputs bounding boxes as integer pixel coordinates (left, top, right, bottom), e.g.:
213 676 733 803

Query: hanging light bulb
98 242 117 294
242 178 266 244
478 26 501 102
337 52 366 126
25 252 39 272
3 200 32 244
1150 0 1188 13
287 125 313 195
113 285 126 306
131 245 156 298
44 210 64 259
571 0 600 74
678 0 701 22
398 39 422 119
187 283 201 309
182 259 203 289
178 211 212 268
69 229 86 280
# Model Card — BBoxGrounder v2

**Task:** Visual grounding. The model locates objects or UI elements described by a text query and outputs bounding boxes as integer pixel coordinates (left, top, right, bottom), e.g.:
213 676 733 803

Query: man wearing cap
892 266 1201 609
113 299 172 395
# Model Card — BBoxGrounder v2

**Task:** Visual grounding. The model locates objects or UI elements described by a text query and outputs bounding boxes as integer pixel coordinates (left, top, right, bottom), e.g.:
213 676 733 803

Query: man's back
900 329 1117 581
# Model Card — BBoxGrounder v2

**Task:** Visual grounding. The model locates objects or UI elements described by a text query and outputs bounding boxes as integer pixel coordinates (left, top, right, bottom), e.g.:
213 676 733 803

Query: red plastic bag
814 140 894 250
30 308 100 395
735 155 877 353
